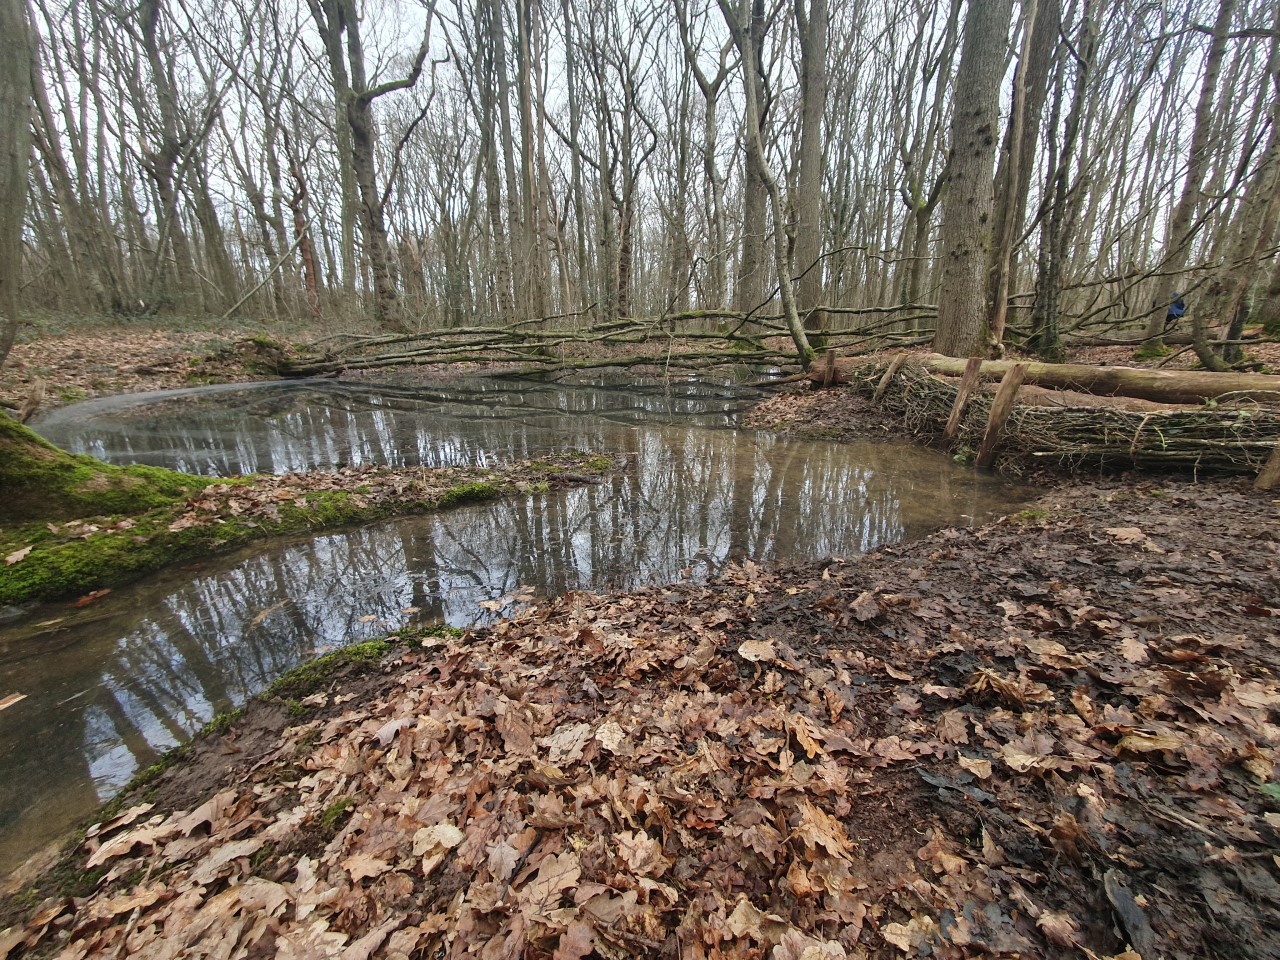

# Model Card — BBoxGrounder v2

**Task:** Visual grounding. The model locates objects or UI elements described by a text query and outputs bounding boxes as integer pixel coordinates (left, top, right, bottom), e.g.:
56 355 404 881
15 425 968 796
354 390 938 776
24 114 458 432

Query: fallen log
858 359 1280 478
810 353 1280 405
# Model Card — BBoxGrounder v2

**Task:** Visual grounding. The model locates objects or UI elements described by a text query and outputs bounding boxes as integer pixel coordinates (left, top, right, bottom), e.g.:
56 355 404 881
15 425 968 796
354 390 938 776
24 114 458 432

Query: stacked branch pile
281 309 936 378
844 356 1280 478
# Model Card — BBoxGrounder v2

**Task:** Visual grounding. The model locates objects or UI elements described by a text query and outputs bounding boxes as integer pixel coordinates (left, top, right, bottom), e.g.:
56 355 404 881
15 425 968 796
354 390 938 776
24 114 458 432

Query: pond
0 377 1026 874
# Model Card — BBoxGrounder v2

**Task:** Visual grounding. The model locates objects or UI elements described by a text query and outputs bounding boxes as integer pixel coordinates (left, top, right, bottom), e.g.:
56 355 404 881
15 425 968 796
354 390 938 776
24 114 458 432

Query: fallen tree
840 357 1280 479
811 352 1280 405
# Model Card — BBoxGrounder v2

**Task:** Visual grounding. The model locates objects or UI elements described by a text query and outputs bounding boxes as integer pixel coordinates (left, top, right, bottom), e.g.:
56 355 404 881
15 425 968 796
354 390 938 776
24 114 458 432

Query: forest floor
0 327 1278 958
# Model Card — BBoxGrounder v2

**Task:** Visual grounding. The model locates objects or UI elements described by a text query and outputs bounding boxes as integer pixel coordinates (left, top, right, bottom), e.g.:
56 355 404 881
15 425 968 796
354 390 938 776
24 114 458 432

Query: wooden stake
943 357 984 443
821 350 837 387
873 353 910 402
1255 443 1280 490
975 363 1028 468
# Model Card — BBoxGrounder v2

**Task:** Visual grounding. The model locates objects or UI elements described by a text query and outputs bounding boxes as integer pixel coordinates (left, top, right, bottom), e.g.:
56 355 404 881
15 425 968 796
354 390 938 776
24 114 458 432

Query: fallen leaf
69 588 111 609
1036 911 1080 947
342 852 392 883
4 545 32 565
1115 733 1183 755
957 755 992 779
0 693 27 712
519 851 581 918
552 921 595 960
738 638 776 663
850 591 880 621
793 799 854 859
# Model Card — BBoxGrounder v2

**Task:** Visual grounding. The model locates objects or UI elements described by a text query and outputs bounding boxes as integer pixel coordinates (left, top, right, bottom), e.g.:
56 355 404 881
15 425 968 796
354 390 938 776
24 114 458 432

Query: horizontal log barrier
833 355 1280 479
810 353 1280 406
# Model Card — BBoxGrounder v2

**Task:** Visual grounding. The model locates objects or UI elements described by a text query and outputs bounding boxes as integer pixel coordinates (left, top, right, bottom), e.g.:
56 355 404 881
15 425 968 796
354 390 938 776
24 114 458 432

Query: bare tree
0 0 32 369
933 0 1015 357
1140 0 1237 352
718 0 812 362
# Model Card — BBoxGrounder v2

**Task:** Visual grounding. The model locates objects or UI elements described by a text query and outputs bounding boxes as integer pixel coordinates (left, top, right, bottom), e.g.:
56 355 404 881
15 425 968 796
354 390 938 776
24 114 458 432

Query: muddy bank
3 476 1276 959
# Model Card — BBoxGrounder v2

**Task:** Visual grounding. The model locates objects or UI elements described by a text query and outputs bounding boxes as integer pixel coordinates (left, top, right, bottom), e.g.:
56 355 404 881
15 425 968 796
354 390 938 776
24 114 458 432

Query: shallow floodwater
0 377 1025 874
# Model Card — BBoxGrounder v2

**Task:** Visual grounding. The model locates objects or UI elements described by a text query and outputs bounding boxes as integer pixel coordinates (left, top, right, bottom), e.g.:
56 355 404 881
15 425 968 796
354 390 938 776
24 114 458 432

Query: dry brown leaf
541 723 592 764
727 898 790 944
936 709 969 744
793 799 855 859
1036 911 1080 947
880 916 936 952
1115 733 1183 755
552 920 596 960
850 591 880 621
785 712 826 760
773 929 848 959
342 852 392 883
616 830 668 877
957 755 992 779
519 851 582 918
738 638 776 663
4 545 32 566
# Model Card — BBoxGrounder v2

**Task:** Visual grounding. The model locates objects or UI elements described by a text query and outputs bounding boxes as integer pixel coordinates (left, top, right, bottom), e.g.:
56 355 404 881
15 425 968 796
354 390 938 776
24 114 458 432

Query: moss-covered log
0 414 207 525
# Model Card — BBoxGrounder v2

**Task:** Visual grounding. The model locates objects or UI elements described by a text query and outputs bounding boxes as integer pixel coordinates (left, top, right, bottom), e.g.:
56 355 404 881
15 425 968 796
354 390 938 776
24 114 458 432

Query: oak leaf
519 851 581 918
793 799 854 859
552 921 596 960
4 545 32 566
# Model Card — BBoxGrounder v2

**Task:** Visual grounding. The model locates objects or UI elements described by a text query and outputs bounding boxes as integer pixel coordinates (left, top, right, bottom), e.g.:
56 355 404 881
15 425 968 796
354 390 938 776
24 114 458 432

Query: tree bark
932 0 1015 357
814 353 1280 404
793 0 827 317
0 0 32 369
986 0 1058 349
1141 0 1236 349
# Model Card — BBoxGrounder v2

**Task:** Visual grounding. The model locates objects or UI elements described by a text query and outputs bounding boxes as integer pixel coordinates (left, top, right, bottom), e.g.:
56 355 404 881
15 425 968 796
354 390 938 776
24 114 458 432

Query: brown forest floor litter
2 332 1280 958
2 478 1277 959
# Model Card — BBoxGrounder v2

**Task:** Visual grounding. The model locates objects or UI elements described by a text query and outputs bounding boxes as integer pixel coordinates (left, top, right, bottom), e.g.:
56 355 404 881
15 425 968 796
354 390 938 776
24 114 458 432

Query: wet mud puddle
0 377 1026 873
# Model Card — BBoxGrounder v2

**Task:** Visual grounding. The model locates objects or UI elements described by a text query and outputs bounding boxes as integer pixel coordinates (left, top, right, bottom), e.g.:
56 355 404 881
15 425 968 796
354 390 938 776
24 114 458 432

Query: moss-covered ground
0 435 615 606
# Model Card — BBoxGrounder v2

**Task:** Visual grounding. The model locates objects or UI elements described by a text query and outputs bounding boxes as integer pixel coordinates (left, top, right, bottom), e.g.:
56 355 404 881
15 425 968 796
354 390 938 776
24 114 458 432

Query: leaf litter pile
4 480 1279 959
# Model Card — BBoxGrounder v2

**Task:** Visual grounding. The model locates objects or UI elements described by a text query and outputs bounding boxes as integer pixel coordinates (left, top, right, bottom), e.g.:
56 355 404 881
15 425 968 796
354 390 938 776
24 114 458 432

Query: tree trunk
793 0 827 318
1141 0 1236 349
734 0 769 318
987 0 1058 349
932 0 1015 357
815 353 1280 405
719 0 813 366
0 0 32 369
1194 10 1280 367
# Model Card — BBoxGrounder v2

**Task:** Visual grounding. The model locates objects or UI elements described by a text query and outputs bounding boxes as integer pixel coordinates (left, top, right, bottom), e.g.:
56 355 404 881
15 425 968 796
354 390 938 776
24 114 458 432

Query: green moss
435 480 501 508
0 415 207 525
1009 508 1051 523
1134 342 1173 361
0 452 615 606
202 707 245 737
266 639 391 700
320 796 355 833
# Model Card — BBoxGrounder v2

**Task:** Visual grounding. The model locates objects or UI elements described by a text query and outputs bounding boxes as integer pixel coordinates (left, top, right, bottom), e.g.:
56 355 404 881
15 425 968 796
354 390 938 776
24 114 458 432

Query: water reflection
1 379 1023 873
